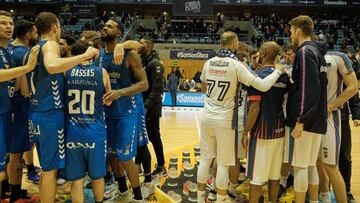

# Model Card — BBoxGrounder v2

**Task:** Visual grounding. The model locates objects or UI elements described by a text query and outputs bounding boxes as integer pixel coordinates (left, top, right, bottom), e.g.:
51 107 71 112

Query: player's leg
197 125 216 203
24 147 40 184
317 159 331 202
92 178 105 203
70 178 85 203
280 126 292 195
39 170 58 203
0 114 6 199
307 132 322 203
7 153 23 202
268 137 284 203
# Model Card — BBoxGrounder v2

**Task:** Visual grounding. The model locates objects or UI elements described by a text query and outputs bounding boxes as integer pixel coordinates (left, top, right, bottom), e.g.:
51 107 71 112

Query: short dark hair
14 19 35 39
71 40 90 56
35 12 59 35
0 10 12 18
109 18 124 35
289 15 314 36
61 34 76 46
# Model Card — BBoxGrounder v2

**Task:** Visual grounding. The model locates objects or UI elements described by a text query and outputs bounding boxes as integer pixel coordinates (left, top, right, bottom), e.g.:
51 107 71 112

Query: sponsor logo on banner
163 92 205 107
170 51 215 60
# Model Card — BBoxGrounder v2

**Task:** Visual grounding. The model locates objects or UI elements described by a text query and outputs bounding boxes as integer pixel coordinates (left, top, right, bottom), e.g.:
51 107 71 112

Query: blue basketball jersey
65 63 105 142
8 44 30 114
27 40 64 112
98 49 137 118
0 46 15 113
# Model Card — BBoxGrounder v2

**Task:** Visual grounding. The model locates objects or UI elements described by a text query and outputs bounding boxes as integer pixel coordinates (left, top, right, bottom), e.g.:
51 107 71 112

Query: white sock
280 175 288 188
309 200 318 203
198 190 206 203
216 194 227 203
229 182 237 195
320 192 331 203
211 177 217 191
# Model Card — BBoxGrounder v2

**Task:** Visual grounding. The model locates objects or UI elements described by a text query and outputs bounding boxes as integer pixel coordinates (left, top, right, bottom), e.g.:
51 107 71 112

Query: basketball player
59 34 76 58
242 41 289 203
286 15 328 203
316 51 357 203
100 18 148 202
0 10 39 200
62 40 112 203
6 19 40 202
197 31 284 203
26 12 98 203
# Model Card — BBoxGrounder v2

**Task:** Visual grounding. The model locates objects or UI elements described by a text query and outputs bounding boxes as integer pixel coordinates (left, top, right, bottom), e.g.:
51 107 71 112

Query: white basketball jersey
201 56 256 128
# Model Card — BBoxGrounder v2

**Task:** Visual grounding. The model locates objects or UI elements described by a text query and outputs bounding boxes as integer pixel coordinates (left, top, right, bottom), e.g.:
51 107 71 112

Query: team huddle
0 8 357 203
0 10 168 203
197 15 358 203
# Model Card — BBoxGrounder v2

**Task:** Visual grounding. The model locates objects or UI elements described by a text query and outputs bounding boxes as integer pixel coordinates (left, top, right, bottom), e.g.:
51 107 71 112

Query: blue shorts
8 110 32 153
106 117 138 161
29 109 65 171
0 113 11 172
137 102 149 147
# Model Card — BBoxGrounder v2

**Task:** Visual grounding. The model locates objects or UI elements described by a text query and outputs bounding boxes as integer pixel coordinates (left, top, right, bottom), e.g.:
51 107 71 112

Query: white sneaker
208 189 217 202
141 181 155 199
104 183 119 199
57 178 66 185
118 190 133 202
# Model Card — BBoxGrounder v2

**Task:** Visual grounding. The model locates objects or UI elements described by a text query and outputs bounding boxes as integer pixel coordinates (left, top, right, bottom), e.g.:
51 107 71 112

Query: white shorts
283 126 293 164
320 110 341 165
246 136 284 185
237 125 246 160
200 124 236 166
290 130 322 168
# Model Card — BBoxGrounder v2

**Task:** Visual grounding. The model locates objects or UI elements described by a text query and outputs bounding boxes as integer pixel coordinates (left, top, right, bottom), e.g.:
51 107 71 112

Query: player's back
99 49 137 118
27 40 64 112
65 63 105 141
325 51 353 105
201 57 242 127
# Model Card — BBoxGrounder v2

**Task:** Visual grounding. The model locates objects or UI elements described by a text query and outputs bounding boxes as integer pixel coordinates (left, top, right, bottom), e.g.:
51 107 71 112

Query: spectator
193 69 202 83
168 73 179 107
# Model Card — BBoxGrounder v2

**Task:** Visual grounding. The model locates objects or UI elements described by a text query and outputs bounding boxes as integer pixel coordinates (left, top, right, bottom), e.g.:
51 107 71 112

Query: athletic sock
105 172 112 182
211 177 216 191
320 192 331 203
197 190 206 203
10 184 21 202
116 176 128 193
133 186 142 200
280 175 288 188
26 164 35 173
1 179 9 198
144 173 152 183
217 194 227 202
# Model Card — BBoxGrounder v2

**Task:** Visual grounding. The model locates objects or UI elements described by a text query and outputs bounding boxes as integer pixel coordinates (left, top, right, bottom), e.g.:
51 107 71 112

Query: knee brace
308 166 319 185
197 158 212 184
294 167 308 193
216 165 229 190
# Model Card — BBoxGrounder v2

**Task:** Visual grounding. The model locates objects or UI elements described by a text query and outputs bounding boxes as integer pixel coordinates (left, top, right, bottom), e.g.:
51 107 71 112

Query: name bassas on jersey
67 69 98 87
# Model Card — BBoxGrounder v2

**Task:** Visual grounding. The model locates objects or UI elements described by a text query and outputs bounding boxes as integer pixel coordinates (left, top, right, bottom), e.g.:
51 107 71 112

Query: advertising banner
170 50 215 60
163 92 205 107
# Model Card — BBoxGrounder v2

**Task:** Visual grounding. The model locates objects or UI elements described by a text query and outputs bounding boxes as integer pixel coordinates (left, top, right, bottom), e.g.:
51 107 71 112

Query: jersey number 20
68 90 95 115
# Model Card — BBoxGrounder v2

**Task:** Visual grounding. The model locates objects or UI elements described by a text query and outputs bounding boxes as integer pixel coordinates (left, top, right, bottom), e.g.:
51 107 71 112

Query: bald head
220 32 238 51
258 41 280 65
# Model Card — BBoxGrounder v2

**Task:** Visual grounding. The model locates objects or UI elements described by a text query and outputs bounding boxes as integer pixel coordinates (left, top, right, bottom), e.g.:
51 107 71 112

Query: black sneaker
277 185 286 198
259 194 264 203
347 192 357 203
152 165 166 176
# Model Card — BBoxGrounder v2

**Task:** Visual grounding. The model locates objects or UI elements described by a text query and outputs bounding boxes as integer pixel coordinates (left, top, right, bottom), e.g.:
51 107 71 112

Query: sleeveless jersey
99 49 137 118
65 63 105 141
28 40 64 112
0 46 15 113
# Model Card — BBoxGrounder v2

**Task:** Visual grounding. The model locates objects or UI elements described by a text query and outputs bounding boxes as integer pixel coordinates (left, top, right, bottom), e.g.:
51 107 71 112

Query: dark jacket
168 74 179 91
142 50 164 117
286 41 328 134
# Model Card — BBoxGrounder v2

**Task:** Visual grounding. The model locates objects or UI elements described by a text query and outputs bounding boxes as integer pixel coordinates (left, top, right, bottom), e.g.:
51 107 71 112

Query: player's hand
353 120 360 127
114 44 124 65
328 102 337 112
84 47 99 61
103 89 123 102
103 98 112 106
292 122 304 138
241 132 249 151
27 45 40 71
275 63 286 74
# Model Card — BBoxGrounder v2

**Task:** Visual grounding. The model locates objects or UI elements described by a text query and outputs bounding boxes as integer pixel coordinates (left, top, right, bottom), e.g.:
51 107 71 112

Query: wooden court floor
25 107 360 201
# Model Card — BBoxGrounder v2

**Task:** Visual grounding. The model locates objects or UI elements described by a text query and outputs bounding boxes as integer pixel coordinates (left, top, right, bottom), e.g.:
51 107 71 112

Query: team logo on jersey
156 66 161 73
66 142 96 149
28 120 41 136
320 65 328 73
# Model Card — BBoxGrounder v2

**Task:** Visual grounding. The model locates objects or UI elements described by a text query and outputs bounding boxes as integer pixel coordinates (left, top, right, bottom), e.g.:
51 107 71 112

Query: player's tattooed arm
242 100 260 150
113 40 141 65
0 45 39 82
103 51 148 102
102 68 112 106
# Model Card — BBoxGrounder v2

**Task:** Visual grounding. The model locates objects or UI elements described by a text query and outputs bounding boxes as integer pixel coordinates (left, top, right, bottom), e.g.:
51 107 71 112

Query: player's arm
103 50 148 102
43 41 99 74
242 99 261 150
102 68 112 106
113 40 141 65
237 61 282 92
20 75 30 97
0 46 39 82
